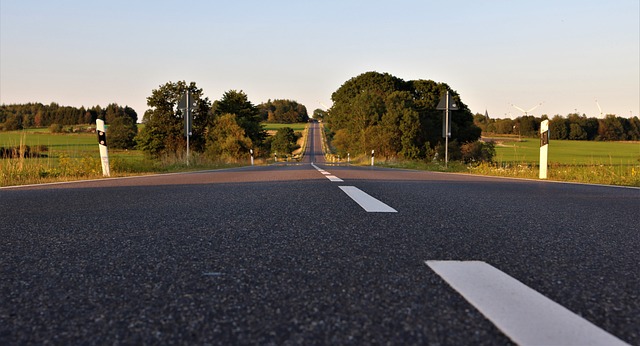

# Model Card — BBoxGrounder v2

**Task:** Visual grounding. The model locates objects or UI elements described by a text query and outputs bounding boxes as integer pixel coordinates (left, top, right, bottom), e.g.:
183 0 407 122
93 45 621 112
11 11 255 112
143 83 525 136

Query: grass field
492 138 640 165
261 122 308 132
1 130 96 148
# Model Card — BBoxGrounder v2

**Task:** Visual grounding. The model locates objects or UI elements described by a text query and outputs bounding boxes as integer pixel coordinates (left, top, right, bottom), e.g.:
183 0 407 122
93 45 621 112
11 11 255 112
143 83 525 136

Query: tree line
0 103 139 150
0 102 137 131
1 84 304 158
326 71 488 162
474 113 640 141
136 81 301 161
258 99 308 123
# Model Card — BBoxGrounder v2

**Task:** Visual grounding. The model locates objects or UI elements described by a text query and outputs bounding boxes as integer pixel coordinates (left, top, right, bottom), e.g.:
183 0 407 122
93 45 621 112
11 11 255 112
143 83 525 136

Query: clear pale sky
1 0 638 119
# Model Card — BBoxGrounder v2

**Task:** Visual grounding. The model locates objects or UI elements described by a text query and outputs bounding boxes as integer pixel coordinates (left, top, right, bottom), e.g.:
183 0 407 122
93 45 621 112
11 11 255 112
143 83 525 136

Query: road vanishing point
1 122 639 345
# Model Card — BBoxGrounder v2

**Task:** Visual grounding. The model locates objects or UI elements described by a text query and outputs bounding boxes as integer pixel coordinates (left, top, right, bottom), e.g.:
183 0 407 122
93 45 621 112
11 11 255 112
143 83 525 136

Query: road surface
1 122 638 344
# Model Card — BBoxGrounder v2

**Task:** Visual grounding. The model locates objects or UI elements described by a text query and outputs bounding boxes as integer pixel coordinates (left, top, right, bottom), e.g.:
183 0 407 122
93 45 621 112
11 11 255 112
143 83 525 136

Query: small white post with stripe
540 119 549 179
371 150 375 166
96 119 110 177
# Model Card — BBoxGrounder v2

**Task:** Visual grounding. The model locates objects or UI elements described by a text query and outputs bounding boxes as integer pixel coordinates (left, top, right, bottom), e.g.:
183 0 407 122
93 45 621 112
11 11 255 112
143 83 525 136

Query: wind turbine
318 101 330 110
511 102 543 116
595 99 603 118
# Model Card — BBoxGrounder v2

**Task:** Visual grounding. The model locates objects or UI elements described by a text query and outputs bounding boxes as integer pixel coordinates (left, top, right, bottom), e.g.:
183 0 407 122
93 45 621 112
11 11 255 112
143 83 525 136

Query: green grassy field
262 122 308 132
492 138 639 165
1 130 96 148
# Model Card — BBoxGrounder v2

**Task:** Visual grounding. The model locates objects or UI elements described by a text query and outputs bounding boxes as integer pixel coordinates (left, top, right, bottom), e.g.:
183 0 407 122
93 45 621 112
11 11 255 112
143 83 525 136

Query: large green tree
107 115 138 149
104 104 138 149
205 114 253 161
136 81 211 157
312 108 327 121
327 71 480 160
598 114 625 141
270 127 299 156
211 90 265 146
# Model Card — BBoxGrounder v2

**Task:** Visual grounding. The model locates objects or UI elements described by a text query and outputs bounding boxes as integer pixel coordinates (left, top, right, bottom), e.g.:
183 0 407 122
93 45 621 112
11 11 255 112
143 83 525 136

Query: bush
461 141 496 164
49 123 63 133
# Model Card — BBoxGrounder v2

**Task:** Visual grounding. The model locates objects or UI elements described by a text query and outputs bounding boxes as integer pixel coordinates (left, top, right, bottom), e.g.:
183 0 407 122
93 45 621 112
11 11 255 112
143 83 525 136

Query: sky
1 0 639 120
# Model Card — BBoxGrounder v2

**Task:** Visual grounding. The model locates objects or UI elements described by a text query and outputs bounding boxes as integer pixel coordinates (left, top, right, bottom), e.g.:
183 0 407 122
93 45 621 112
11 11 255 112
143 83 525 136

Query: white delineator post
96 119 110 177
250 149 254 166
539 119 549 179
371 150 375 166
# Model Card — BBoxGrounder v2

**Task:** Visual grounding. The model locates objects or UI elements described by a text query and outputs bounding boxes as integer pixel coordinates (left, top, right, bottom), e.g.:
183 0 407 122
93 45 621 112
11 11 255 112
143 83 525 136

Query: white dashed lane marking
311 163 343 182
338 186 397 213
311 163 396 212
426 260 629 346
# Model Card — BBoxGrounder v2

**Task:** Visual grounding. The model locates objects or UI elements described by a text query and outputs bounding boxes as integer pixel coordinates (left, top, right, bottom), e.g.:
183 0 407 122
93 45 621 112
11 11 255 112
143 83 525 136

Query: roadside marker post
96 119 110 177
540 119 549 179
250 149 254 166
371 150 375 166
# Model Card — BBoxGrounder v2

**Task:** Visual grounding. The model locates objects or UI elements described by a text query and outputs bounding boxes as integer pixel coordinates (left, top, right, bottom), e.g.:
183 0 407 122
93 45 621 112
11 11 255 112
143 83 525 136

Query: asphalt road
1 123 639 345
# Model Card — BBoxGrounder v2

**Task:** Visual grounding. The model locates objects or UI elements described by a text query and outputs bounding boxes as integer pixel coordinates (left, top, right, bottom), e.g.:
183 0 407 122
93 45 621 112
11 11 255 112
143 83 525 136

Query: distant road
2 122 638 344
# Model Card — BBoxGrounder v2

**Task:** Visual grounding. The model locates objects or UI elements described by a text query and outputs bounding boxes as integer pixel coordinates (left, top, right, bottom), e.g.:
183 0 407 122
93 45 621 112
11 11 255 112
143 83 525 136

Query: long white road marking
311 163 343 182
339 186 397 213
425 261 629 346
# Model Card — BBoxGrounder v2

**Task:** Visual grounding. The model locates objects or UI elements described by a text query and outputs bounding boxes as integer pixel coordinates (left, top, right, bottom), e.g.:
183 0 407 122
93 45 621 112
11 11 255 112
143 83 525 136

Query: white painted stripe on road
425 260 629 346
339 186 397 213
311 163 343 182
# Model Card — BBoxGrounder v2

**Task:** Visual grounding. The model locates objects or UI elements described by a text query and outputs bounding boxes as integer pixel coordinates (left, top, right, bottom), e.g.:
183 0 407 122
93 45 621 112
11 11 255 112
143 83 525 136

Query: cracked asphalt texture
1 123 638 345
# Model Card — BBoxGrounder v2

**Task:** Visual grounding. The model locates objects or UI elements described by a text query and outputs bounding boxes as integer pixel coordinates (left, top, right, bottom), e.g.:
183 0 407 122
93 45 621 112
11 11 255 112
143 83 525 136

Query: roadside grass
325 129 639 187
1 123 307 187
0 129 251 187
369 157 639 187
4 128 638 187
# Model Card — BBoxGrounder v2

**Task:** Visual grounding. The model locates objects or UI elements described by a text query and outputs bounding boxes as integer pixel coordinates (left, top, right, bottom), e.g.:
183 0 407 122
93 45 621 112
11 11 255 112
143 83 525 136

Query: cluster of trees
326 71 483 161
0 103 137 132
1 82 306 160
0 103 138 150
136 81 302 161
258 99 308 123
312 108 328 121
474 113 640 141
